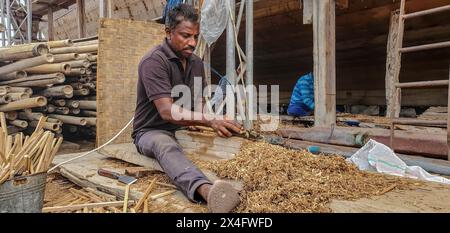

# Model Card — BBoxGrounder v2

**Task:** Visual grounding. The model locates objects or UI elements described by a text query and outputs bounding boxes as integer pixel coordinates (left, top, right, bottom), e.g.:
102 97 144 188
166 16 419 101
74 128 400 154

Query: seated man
132 4 242 213
287 72 314 117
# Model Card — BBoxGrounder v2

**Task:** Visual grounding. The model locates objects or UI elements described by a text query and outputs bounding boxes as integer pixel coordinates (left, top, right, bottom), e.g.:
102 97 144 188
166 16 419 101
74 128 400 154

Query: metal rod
27 0 32 43
392 118 447 126
244 0 253 130
400 41 450 53
1 0 5 46
395 80 449 88
6 0 11 45
226 0 237 120
403 4 450 20
226 0 236 86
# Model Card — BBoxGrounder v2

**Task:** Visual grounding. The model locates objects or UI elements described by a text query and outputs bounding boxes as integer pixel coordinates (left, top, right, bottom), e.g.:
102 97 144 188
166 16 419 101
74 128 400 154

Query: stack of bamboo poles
0 38 97 139
0 113 63 185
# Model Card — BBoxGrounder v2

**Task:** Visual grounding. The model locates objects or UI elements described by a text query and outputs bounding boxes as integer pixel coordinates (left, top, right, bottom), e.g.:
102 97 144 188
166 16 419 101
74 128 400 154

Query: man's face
166 20 199 60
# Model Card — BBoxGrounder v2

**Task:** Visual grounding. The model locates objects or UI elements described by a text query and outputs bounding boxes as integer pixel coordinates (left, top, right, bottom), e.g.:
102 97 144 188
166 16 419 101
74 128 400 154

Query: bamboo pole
0 71 27 81
9 87 32 95
66 100 80 108
5 111 18 121
6 77 65 88
25 63 71 75
0 95 11 104
52 99 66 107
0 86 9 95
6 92 30 101
39 85 73 97
85 117 96 126
53 53 80 63
70 108 81 115
78 100 96 110
8 120 28 128
46 39 74 48
80 110 96 117
0 43 49 61
73 88 90 96
48 114 87 126
50 44 98 55
18 112 43 121
0 73 65 86
0 97 47 112
29 121 60 132
0 54 54 77
55 107 70 115
67 60 90 68
66 68 86 76
88 55 97 62
70 83 83 90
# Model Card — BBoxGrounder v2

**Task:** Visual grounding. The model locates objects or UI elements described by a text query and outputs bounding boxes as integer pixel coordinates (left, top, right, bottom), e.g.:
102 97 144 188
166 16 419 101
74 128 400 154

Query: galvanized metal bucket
0 172 47 213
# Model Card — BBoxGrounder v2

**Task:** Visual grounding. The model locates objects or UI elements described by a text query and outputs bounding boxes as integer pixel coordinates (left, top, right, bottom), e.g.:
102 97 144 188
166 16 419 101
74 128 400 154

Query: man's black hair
166 4 199 30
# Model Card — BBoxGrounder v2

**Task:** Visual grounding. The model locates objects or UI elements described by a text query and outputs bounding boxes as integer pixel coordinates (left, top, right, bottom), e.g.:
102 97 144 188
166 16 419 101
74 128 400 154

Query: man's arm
154 97 242 137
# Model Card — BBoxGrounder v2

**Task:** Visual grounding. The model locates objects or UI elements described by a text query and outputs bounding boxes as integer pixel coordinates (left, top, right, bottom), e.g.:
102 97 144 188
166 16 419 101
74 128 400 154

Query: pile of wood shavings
202 142 415 213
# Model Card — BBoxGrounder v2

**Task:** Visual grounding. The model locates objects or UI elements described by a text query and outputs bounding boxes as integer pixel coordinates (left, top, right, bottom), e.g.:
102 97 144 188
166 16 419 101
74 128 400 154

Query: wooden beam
385 11 401 118
302 0 313 24
313 0 336 127
76 0 86 38
47 6 54 41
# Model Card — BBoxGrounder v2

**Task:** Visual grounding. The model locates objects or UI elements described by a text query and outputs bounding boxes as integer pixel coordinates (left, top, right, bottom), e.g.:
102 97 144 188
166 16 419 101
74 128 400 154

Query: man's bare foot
206 180 240 213
197 183 211 201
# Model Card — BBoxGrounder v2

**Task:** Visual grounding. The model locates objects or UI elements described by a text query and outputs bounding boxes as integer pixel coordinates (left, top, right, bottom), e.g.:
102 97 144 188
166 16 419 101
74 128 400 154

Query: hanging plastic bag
200 0 229 46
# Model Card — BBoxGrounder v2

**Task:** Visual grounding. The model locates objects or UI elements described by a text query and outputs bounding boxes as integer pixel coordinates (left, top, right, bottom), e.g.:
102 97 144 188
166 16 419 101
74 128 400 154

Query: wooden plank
313 0 336 127
43 201 134 213
99 143 163 172
385 10 401 118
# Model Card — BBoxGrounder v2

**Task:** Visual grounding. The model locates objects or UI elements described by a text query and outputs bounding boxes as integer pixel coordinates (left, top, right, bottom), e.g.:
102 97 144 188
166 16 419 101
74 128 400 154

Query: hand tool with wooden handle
98 168 137 185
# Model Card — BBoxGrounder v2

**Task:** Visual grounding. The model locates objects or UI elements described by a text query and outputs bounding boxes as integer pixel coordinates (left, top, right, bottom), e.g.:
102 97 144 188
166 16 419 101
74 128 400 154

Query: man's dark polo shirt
132 39 205 140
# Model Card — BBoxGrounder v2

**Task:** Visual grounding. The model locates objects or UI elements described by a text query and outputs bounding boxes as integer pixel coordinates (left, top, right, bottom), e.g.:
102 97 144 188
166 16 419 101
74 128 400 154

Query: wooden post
385 11 401 118
447 62 450 161
313 0 336 128
76 0 86 38
47 6 54 41
392 0 406 118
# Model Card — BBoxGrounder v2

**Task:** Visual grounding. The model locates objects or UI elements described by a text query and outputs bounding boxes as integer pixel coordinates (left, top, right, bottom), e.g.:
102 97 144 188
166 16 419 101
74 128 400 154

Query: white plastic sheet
348 139 450 185
200 0 229 46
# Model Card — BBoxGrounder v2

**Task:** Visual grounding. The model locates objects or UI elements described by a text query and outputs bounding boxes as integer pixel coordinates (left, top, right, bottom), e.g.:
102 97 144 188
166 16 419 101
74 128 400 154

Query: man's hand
208 118 243 138
187 126 199 131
